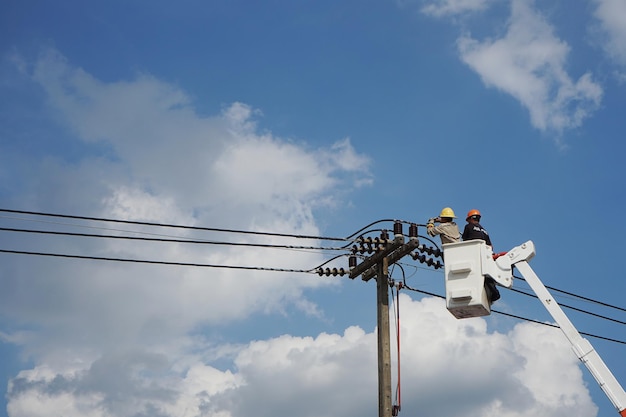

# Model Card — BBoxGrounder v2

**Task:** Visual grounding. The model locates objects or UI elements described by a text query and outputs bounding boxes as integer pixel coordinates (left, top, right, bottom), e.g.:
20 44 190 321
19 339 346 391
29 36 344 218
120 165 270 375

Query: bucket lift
443 239 626 417
443 240 513 319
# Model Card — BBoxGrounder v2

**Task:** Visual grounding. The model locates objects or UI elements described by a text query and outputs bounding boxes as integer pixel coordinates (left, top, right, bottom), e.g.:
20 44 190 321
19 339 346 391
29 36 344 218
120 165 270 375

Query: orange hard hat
466 209 481 220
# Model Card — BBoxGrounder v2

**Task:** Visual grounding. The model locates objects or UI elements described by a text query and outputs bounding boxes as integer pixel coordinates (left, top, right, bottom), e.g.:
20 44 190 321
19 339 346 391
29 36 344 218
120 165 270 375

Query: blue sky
1 0 626 416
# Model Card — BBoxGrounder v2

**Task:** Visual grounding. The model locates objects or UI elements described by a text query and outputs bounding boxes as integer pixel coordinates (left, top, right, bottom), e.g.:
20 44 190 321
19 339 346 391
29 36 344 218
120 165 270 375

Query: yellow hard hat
439 207 456 218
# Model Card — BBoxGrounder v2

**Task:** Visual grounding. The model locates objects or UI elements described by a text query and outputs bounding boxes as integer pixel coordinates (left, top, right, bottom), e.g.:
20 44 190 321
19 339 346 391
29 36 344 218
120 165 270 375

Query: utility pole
349 222 421 417
376 256 392 417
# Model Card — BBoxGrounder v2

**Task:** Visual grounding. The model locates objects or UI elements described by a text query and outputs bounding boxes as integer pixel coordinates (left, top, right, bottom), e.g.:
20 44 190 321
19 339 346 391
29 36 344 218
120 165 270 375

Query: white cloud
457 0 603 134
419 0 492 17
0 49 369 354
6 296 597 417
593 0 626 77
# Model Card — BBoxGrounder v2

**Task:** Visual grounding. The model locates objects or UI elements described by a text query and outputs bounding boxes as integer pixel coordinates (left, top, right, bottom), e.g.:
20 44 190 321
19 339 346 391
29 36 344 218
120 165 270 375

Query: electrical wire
0 227 347 251
4 228 622 328
2 245 625 345
311 254 351 270
509 287 626 326
391 281 402 416
399 258 626 342
7 209 619 317
395 254 626 337
345 219 398 239
514 275 626 314
1 210 417 254
415 234 442 251
0 248 320 274
0 214 198 240
3 208 625 342
390 264 406 416
403 262 626 345
0 211 450 283
0 208 350 242
400 284 626 345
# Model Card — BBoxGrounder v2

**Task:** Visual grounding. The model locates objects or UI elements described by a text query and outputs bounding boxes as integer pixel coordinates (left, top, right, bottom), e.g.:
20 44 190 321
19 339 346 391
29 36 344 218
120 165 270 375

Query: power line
345 219 399 239
401 285 626 346
0 227 347 252
510 287 626 326
3 208 625 337
0 208 350 242
514 274 626 314
2 245 625 345
397 263 626 330
0 248 319 274
0 214 225 240
3 225 624 327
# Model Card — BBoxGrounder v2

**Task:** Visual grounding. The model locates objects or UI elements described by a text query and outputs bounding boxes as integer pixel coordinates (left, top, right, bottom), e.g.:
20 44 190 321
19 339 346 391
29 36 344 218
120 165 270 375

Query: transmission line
0 208 350 242
514 275 626 314
400 284 626 346
3 208 624 331
509 287 626 326
2 246 625 344
0 248 320 274
390 260 626 345
0 227 347 252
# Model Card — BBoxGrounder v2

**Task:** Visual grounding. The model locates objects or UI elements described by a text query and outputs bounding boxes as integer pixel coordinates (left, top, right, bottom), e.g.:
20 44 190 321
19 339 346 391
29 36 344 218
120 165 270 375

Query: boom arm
443 240 626 415
506 242 626 417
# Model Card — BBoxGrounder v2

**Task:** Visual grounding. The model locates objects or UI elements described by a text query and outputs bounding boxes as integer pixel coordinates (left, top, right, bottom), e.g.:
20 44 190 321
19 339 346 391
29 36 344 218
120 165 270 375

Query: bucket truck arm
444 240 626 415
494 241 626 417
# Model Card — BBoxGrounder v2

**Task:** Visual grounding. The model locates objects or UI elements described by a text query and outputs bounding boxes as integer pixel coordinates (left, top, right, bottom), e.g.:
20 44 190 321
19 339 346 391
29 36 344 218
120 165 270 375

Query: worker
462 209 492 246
462 209 500 303
426 207 460 245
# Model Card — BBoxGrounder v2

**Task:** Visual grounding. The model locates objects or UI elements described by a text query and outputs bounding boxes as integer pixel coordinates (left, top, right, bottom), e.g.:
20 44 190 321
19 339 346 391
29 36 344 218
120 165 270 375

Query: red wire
395 284 402 413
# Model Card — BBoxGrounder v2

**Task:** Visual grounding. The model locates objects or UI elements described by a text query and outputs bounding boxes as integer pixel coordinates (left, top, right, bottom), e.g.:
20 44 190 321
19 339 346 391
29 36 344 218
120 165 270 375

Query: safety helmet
439 207 456 218
466 209 481 220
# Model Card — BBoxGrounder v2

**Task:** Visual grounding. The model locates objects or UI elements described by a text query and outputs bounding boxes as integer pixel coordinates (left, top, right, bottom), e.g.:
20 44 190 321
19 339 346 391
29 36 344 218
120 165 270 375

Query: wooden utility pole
349 222 420 417
377 256 393 417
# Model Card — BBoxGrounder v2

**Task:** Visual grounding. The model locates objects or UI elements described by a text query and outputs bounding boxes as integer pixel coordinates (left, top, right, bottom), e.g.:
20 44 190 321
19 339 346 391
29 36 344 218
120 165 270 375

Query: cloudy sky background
1 0 626 416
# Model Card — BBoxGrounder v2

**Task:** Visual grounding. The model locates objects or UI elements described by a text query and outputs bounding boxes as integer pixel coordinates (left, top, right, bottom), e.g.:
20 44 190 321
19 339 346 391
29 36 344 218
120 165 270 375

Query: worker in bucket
462 209 500 302
462 209 492 247
426 207 460 245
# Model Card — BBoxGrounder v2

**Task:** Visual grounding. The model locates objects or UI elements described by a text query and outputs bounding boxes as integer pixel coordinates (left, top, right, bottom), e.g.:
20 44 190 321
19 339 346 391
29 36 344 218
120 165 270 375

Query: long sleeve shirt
462 223 492 246
427 222 460 244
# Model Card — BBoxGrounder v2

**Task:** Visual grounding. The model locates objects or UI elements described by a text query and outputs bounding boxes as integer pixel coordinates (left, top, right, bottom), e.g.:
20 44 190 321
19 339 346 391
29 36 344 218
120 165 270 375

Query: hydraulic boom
443 240 626 416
